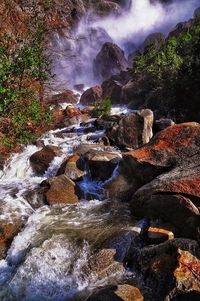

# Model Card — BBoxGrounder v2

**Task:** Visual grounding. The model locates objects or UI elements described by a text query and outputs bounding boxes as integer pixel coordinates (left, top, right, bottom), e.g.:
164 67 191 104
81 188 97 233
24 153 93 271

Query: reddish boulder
128 123 200 238
106 124 200 238
41 174 79 205
30 145 61 175
80 85 102 106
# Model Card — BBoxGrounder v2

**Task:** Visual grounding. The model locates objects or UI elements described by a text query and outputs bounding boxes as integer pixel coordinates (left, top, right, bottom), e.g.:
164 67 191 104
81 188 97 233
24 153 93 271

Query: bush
92 98 112 117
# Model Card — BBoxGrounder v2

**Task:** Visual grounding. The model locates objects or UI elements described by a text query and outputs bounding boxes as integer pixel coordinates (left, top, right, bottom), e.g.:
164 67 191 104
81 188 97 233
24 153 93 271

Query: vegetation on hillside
0 3 52 152
130 17 200 122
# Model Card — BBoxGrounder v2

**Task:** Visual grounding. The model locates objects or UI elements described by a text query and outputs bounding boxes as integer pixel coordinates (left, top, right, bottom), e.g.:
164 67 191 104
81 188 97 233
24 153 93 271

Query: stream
0 108 137 301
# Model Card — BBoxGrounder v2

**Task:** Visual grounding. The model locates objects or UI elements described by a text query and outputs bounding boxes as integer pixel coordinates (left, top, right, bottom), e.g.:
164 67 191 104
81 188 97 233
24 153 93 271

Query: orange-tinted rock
115 124 200 239
127 123 200 166
174 249 200 293
148 227 174 243
41 174 79 205
86 285 144 301
0 222 22 259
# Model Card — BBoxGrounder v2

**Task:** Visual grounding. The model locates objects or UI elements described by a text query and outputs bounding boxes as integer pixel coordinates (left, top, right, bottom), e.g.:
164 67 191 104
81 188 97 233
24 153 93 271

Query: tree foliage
130 17 200 121
0 3 52 149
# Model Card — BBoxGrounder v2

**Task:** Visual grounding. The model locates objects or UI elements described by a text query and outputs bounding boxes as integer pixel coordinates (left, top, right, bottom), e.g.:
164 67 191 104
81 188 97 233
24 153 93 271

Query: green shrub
92 98 112 117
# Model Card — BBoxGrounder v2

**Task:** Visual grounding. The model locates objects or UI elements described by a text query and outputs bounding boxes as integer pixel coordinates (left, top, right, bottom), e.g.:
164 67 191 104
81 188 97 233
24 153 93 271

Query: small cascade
77 157 105 201
0 107 139 301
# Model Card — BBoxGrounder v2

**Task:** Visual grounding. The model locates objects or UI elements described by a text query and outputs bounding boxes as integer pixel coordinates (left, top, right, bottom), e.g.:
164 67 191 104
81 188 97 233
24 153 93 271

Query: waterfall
49 0 200 90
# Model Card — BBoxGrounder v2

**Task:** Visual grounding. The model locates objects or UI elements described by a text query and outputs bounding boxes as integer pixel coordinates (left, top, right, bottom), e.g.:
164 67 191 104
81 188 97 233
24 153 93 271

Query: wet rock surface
41 174 79 205
57 155 86 180
30 145 61 175
83 149 121 180
0 222 22 260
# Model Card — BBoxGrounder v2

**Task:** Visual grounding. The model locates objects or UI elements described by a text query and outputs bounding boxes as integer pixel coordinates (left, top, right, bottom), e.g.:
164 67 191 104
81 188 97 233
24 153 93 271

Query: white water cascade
0 120 134 301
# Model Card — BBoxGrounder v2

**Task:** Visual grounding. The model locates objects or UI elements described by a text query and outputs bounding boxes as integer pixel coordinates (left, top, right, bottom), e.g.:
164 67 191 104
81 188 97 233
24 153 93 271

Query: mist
93 0 200 53
49 0 200 91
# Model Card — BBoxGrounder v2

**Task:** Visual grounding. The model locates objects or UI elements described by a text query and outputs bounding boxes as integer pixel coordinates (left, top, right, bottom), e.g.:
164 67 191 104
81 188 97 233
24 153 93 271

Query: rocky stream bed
0 105 199 301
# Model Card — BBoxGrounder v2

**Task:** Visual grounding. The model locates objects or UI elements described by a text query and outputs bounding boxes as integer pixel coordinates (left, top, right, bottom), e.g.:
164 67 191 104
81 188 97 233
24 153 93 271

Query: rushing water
0 109 137 301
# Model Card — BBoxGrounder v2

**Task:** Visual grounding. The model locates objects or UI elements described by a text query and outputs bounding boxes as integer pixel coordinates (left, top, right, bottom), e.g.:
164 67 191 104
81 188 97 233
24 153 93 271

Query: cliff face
0 0 126 37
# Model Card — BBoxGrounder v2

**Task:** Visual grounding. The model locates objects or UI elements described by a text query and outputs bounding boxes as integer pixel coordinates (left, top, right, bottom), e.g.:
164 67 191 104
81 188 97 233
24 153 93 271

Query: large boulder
132 194 199 239
83 149 121 180
87 285 144 301
110 123 200 239
30 145 61 175
106 110 154 149
94 42 128 81
41 174 79 205
80 85 102 106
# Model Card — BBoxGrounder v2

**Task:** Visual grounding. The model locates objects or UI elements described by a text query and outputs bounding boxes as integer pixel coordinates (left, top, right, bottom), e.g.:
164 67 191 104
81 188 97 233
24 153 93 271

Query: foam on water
0 235 90 301
0 101 137 300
